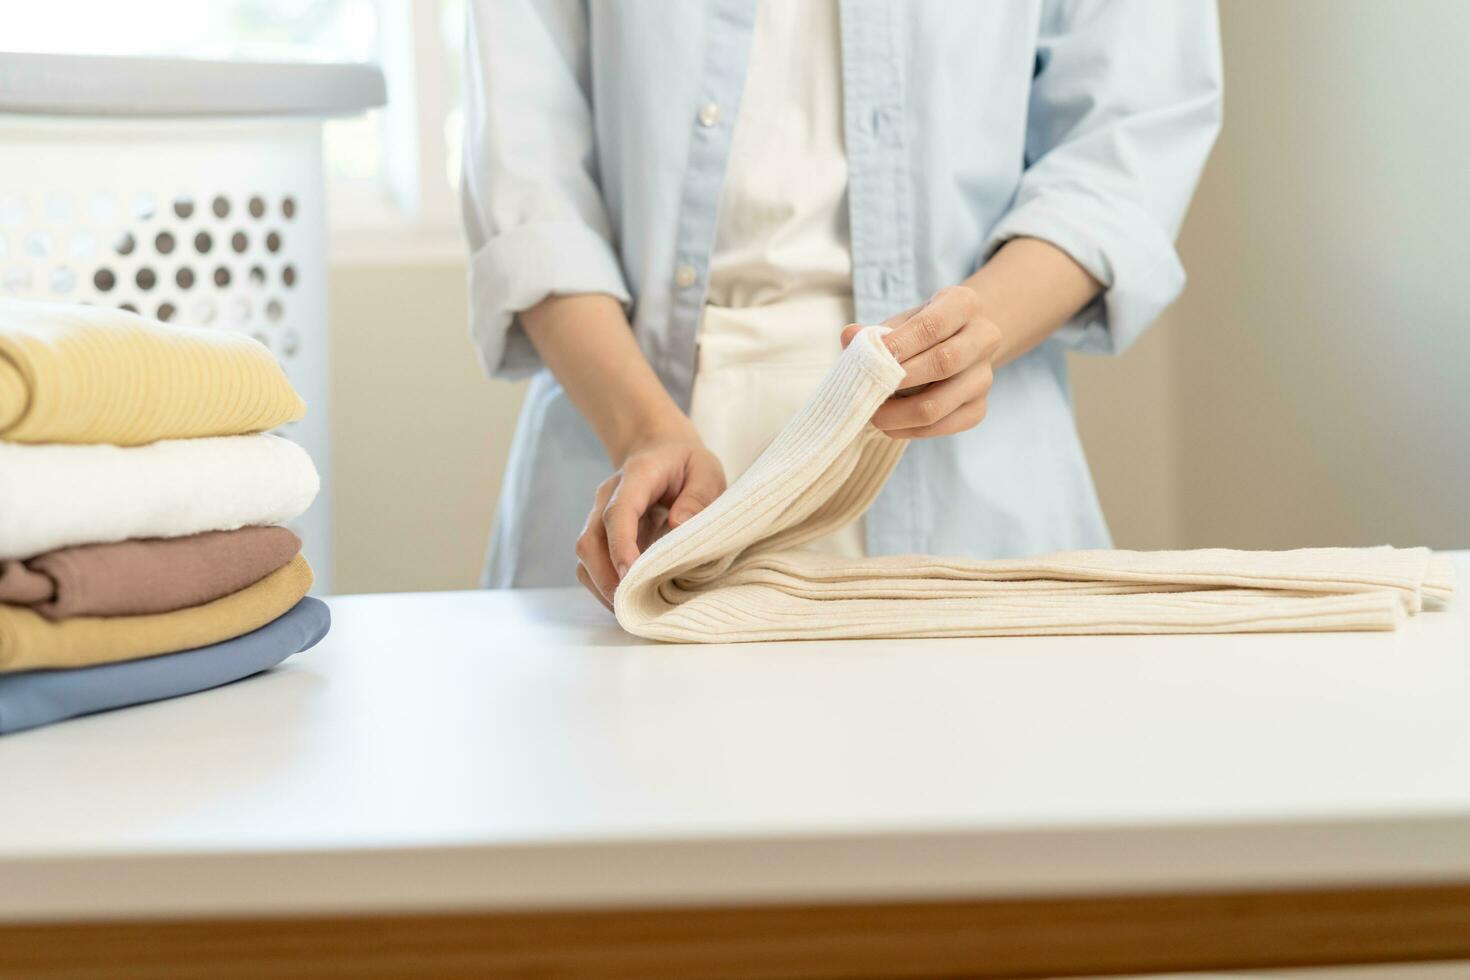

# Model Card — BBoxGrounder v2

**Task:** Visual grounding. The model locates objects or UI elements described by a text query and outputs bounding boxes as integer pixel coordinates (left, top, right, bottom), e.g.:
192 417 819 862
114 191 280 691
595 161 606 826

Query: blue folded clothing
0 596 329 735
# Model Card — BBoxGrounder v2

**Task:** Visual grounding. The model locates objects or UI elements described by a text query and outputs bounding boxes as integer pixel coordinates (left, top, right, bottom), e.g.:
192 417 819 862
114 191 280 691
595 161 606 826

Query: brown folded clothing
0 526 300 621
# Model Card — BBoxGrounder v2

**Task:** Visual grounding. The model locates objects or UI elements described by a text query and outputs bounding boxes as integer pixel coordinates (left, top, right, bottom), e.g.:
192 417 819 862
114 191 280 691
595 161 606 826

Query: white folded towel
615 327 1456 643
0 434 319 561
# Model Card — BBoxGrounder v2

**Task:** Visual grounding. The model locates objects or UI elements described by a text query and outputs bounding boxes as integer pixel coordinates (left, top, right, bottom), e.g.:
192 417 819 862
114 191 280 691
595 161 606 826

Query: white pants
688 294 866 558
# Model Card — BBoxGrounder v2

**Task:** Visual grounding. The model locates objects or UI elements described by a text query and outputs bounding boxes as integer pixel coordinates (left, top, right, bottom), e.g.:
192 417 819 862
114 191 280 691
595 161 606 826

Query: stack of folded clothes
0 299 330 734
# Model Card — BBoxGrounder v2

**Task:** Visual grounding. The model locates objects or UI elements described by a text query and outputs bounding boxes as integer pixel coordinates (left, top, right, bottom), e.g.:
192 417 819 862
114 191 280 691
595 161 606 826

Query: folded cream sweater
615 327 1456 643
0 434 318 561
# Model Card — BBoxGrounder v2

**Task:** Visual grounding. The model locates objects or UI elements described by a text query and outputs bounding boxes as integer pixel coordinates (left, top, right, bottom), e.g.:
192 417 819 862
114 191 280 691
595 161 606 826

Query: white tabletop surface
0 555 1466 922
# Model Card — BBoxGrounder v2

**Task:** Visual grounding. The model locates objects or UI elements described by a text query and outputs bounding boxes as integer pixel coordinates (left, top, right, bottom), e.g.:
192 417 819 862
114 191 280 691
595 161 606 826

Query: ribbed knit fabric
0 555 313 672
615 327 1457 643
0 434 318 561
0 298 304 444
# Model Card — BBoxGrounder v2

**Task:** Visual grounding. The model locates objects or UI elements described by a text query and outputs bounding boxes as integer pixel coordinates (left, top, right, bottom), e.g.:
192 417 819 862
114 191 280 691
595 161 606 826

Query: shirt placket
840 0 916 323
840 0 923 554
662 0 757 413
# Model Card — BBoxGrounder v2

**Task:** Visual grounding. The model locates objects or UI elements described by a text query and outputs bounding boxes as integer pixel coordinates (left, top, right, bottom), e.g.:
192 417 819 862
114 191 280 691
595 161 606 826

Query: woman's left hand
840 285 1003 439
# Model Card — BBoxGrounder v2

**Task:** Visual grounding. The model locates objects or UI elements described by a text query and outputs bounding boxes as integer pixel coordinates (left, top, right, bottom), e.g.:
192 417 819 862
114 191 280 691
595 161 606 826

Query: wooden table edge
3 881 1469 979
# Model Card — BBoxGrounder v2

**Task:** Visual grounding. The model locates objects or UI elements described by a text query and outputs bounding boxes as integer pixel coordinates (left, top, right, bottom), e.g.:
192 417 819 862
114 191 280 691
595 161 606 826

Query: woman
463 1 1223 606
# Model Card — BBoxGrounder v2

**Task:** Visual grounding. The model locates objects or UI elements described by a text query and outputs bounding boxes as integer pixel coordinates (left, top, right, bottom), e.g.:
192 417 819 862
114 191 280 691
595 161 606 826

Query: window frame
327 0 464 264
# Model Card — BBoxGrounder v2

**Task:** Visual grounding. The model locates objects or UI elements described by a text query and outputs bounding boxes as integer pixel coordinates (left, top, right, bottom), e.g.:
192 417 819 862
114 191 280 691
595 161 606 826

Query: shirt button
674 264 698 288
697 102 721 127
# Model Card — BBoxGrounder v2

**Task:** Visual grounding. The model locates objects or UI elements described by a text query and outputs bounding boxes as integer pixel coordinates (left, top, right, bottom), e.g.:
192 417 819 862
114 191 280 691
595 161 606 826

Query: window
7 0 465 261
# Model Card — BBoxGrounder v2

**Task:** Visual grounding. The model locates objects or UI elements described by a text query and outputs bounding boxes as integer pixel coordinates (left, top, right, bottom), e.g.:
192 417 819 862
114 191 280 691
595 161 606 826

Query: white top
0 554 1467 923
705 0 851 309
691 0 863 555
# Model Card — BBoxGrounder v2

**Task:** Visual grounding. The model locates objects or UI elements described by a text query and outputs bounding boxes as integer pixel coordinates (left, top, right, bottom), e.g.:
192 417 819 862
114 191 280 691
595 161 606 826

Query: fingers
603 458 673 578
844 306 919 348
636 503 675 554
880 305 921 330
872 362 993 434
668 453 726 527
575 477 620 606
576 441 719 611
575 562 613 613
886 397 990 439
882 286 977 363
899 317 1002 388
897 332 975 390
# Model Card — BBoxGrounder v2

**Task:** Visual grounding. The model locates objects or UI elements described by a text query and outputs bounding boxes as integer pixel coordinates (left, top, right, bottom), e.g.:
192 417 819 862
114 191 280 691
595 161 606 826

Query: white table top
1 555 1467 922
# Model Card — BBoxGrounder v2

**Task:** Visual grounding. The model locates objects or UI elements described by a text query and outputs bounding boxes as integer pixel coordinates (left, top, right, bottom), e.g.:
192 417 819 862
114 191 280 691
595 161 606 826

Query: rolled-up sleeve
982 0 1223 355
461 0 631 379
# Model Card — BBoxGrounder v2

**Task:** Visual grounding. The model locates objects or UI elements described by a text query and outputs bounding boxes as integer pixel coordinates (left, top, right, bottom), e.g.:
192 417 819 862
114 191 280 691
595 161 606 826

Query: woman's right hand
512 293 725 611
575 427 726 611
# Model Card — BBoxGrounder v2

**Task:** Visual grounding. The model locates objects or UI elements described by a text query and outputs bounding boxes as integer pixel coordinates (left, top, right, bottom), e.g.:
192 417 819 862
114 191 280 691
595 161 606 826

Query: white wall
327 0 1470 594
1166 0 1470 550
1069 0 1469 553
329 263 524 594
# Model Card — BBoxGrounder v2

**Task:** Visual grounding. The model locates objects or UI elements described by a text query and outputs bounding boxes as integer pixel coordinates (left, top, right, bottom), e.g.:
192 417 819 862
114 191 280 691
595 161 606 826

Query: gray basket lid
0 52 386 118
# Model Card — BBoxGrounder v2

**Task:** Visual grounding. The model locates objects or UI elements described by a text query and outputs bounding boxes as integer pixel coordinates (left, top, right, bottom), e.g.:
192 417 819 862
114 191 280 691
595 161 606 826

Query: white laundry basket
0 54 385 592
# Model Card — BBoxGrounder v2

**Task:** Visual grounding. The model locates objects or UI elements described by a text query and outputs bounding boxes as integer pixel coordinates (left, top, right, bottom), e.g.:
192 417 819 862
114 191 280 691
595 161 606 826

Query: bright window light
5 0 465 254
2 0 380 62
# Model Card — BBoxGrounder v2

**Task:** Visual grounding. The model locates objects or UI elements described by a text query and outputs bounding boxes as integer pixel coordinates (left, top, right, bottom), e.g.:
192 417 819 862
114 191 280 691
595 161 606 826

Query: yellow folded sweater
0 555 313 672
0 299 305 444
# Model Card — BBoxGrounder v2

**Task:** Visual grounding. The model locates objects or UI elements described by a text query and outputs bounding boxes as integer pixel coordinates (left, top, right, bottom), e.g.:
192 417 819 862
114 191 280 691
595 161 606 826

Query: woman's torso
486 1 1113 587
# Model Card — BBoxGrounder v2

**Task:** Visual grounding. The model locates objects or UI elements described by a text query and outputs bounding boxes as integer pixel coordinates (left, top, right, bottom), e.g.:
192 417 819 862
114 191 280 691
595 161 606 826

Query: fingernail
616 562 629 579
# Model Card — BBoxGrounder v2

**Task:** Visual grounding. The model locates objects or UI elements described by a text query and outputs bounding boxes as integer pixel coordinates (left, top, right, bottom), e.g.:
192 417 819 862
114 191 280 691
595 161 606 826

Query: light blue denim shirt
464 0 1223 587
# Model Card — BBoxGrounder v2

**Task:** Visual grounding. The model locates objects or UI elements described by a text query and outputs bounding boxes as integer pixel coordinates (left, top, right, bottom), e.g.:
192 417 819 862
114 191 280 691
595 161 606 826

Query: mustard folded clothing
0 554 313 672
615 327 1457 643
0 298 304 444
